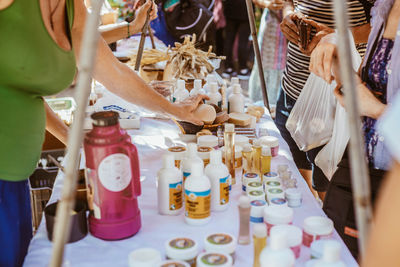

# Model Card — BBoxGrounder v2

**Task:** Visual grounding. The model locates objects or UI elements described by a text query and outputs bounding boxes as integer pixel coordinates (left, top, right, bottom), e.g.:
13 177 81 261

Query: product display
168 146 187 169
253 223 267 267
204 233 237 260
181 143 204 183
285 188 302 208
259 230 295 267
242 172 261 192
198 135 219 149
238 195 251 245
224 124 236 184
250 200 268 223
157 154 183 215
129 248 162 267
196 252 233 267
197 146 213 167
259 136 279 157
303 216 334 247
205 150 230 211
270 225 303 258
263 205 294 235
166 237 199 266
260 146 271 175
184 161 211 225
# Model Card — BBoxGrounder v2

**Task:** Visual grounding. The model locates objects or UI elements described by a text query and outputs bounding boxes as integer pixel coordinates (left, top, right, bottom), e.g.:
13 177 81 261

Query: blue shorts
275 89 329 192
0 179 32 267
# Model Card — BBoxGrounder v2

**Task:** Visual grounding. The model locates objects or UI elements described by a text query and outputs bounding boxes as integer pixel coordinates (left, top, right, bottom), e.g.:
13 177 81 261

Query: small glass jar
285 188 302 208
165 237 198 267
204 233 236 262
222 146 243 168
168 146 187 169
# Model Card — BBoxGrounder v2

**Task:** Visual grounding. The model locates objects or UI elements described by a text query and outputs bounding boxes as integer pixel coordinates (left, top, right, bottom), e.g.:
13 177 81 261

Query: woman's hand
300 18 335 56
309 32 338 83
130 0 158 33
333 75 386 119
280 12 302 44
171 95 209 125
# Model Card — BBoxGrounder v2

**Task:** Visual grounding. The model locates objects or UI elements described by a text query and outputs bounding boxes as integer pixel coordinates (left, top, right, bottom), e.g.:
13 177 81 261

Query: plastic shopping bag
286 74 337 151
315 104 349 180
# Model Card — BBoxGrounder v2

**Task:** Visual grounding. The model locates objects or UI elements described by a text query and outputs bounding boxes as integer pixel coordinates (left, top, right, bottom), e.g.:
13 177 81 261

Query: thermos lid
91 111 119 126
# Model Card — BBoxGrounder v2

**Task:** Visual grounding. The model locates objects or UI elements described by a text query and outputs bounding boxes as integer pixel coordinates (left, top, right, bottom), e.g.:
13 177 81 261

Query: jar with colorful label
246 181 263 193
263 205 294 235
263 172 279 183
204 233 236 262
250 200 267 223
158 260 190 267
270 225 303 258
247 190 266 201
266 187 285 204
242 172 261 192
302 216 334 247
259 136 279 157
196 252 233 267
165 237 199 267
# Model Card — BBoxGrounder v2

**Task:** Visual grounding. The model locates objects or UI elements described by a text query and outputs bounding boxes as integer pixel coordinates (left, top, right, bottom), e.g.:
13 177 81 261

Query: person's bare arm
100 0 157 44
71 0 205 125
362 161 400 267
44 101 69 145
351 23 371 44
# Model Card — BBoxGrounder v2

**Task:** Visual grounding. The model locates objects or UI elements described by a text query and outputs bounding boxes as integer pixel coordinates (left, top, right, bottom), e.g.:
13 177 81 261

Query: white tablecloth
24 113 358 267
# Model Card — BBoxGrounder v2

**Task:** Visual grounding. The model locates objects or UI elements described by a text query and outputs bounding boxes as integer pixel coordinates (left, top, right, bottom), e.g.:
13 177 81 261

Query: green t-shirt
0 0 76 181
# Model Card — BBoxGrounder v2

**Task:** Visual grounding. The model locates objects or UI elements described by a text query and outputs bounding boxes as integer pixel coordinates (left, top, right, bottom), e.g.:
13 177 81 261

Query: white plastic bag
286 74 337 151
315 104 349 180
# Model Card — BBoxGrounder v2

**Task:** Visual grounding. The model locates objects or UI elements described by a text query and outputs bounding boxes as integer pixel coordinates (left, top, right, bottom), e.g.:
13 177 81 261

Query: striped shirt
281 0 368 100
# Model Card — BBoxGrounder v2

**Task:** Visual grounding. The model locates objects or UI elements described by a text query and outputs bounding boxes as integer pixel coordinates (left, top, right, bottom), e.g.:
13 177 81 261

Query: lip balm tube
238 195 251 245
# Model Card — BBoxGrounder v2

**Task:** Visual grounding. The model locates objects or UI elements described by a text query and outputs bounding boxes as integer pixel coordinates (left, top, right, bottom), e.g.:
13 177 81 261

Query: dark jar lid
91 111 119 127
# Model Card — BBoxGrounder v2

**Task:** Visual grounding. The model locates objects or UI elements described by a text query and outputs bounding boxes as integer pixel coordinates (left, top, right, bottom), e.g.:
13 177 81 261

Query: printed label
169 238 195 249
249 190 264 196
251 200 267 206
270 198 287 205
183 172 191 183
266 181 281 187
185 189 211 219
168 146 186 153
200 253 228 265
207 234 233 245
98 153 132 192
219 176 230 205
198 146 212 153
161 262 186 267
250 216 263 223
169 181 183 210
268 188 283 194
264 172 278 177
248 181 262 188
242 185 246 192
244 173 259 178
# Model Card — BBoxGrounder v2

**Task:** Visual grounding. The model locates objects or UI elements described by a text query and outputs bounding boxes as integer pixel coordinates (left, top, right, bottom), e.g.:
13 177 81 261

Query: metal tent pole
244 0 271 112
49 1 103 266
332 0 373 256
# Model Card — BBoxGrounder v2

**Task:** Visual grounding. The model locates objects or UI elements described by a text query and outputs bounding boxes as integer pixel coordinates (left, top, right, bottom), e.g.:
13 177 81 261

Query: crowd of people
1 0 400 266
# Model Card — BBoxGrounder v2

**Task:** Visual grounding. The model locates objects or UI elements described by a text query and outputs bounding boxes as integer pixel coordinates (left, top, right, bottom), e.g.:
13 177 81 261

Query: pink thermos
84 111 141 240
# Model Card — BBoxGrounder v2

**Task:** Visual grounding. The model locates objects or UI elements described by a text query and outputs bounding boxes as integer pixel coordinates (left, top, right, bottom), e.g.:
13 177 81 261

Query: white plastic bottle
313 240 346 267
206 82 222 108
190 79 206 97
203 74 217 93
228 84 244 113
184 161 211 225
157 154 183 215
204 150 230 211
181 143 203 183
226 77 240 99
173 79 189 102
259 230 295 267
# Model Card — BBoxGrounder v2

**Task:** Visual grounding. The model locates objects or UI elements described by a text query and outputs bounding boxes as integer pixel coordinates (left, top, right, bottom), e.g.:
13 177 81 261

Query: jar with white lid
247 190 266 201
197 146 213 167
198 135 219 149
221 146 243 168
270 225 303 258
266 187 285 204
234 135 249 148
310 240 330 259
204 233 236 261
196 252 233 267
128 248 162 267
165 237 199 267
242 172 261 192
269 198 288 206
264 180 282 191
263 205 294 235
285 188 302 208
259 136 279 157
263 172 279 182
302 216 334 247
168 146 187 169
246 181 263 193
158 260 190 267
250 200 267 223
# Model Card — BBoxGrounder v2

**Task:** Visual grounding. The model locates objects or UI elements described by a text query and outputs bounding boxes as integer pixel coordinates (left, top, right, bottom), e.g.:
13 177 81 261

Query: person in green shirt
0 0 207 266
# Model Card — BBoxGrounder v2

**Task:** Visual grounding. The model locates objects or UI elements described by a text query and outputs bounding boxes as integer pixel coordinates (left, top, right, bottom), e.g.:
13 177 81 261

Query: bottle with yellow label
261 146 272 175
157 154 183 215
181 143 203 184
184 161 211 225
205 150 230 212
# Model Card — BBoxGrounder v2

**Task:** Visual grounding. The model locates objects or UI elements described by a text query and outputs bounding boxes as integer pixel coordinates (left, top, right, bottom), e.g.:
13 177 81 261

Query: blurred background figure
248 0 286 112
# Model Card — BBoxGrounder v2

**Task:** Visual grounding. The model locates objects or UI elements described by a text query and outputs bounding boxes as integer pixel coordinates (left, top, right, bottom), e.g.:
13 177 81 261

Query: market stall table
24 110 359 267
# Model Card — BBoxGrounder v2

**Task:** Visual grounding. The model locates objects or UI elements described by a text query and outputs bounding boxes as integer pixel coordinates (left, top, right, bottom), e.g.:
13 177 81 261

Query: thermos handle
124 143 141 197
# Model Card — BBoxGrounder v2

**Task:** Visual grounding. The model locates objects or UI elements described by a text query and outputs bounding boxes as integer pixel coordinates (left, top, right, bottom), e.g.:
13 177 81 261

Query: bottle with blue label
184 161 211 225
205 150 230 212
157 154 183 216
181 143 203 183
